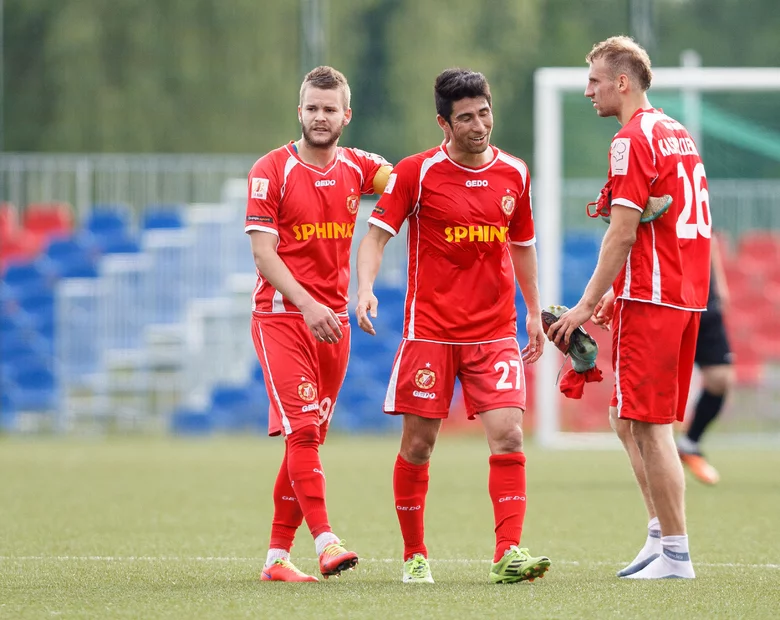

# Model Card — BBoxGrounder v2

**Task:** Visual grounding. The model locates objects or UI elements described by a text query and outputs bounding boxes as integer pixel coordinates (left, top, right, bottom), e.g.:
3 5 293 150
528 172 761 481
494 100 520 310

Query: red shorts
251 313 350 442
383 338 526 419
609 299 701 424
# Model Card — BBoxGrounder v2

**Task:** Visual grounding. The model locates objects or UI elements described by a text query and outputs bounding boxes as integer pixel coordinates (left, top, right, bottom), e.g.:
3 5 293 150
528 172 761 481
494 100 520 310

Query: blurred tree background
4 0 780 174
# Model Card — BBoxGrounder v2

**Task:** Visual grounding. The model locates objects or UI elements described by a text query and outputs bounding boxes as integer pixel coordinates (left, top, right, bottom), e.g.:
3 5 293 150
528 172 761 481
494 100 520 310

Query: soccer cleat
318 540 359 578
260 558 319 582
402 554 435 584
587 185 672 225
541 305 599 372
679 450 720 485
489 546 551 584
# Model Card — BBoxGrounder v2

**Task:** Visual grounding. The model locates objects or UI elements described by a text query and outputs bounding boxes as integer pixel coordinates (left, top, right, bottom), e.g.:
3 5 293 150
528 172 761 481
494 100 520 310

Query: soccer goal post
533 65 780 449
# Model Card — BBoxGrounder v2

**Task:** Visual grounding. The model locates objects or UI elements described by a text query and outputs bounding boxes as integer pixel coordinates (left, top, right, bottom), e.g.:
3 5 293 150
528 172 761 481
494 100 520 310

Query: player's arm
547 206 640 347
510 244 544 363
355 224 393 335
372 165 393 194
249 231 343 343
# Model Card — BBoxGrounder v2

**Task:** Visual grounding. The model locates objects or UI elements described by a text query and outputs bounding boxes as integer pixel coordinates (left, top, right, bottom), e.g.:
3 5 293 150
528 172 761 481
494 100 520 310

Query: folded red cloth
559 366 604 399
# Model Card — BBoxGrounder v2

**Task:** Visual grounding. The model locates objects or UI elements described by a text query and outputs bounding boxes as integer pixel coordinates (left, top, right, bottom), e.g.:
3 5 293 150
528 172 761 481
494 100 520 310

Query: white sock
265 548 290 568
677 435 699 453
624 534 695 579
626 518 661 565
314 532 340 556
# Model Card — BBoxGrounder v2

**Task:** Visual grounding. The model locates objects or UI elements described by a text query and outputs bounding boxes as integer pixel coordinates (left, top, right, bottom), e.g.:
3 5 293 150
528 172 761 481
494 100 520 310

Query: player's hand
356 289 378 336
300 300 343 344
591 290 615 329
522 313 545 364
546 303 593 348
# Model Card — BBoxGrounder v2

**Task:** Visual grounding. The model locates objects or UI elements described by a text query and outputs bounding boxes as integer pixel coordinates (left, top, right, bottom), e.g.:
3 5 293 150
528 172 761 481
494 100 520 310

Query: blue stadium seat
100 234 140 254
2 260 55 296
9 360 57 412
142 205 183 230
170 407 213 435
209 385 255 432
86 205 131 237
563 232 602 262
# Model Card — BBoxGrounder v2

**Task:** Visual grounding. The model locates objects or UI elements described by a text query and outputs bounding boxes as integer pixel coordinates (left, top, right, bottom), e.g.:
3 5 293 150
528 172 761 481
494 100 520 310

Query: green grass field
1 435 779 619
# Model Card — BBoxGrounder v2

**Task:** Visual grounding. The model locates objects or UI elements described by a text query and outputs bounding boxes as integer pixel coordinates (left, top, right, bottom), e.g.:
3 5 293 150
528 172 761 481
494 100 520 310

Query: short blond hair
299 66 351 110
586 36 653 91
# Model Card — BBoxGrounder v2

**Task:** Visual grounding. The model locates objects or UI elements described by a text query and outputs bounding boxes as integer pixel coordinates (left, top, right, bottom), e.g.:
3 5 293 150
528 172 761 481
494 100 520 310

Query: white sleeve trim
510 236 536 247
611 198 644 213
245 225 279 236
367 217 398 236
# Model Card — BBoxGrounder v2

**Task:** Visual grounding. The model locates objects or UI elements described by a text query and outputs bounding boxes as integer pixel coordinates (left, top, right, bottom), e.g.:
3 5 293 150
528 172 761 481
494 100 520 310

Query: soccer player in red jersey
547 37 712 579
355 69 551 584
246 66 392 582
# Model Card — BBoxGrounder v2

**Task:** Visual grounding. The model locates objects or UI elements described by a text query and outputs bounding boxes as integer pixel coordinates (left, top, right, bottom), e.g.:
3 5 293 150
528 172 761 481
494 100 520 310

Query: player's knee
401 434 436 464
491 426 524 453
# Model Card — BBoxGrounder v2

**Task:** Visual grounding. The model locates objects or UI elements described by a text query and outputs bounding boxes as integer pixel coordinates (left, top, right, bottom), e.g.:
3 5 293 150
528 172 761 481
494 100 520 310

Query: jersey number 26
676 162 712 240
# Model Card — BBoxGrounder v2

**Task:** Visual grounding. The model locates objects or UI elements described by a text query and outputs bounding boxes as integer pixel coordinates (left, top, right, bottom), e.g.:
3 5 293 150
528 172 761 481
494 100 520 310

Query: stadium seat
0 230 46 269
45 236 99 278
2 260 55 296
0 203 18 240
86 205 132 237
100 234 141 254
9 360 57 413
170 407 213 435
22 202 74 239
737 231 780 263
142 205 183 230
209 385 254 431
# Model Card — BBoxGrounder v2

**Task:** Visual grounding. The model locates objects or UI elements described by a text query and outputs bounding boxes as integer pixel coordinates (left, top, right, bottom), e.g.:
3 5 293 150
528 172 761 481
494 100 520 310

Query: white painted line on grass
0 556 778 569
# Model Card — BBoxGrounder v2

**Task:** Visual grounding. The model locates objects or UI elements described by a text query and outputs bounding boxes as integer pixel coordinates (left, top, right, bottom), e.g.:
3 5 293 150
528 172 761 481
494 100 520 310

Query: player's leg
462 340 550 583
252 315 317 582
384 339 455 584
619 306 698 579
311 319 359 578
678 310 733 484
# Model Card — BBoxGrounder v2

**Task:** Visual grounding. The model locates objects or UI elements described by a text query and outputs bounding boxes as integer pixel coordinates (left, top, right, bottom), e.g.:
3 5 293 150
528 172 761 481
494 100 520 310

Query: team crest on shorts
501 195 516 216
346 194 359 215
414 369 436 390
298 381 317 402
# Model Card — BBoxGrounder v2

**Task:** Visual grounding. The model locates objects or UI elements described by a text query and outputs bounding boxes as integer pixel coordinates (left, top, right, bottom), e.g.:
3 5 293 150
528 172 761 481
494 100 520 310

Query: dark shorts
695 309 733 367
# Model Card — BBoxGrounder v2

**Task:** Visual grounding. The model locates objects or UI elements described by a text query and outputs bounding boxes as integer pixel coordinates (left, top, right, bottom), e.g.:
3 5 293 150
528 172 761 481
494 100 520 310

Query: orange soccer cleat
261 558 319 582
679 451 720 485
318 540 359 578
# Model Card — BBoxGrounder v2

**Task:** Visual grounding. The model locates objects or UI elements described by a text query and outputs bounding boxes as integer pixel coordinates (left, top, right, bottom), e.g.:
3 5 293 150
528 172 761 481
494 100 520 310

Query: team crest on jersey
414 369 436 390
501 195 516 216
251 177 269 199
298 381 317 403
346 194 359 215
610 138 631 176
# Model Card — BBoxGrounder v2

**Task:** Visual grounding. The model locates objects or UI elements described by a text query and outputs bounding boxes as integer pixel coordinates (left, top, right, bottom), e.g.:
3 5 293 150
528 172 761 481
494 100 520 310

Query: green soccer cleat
402 554 435 584
541 305 599 372
489 546 551 584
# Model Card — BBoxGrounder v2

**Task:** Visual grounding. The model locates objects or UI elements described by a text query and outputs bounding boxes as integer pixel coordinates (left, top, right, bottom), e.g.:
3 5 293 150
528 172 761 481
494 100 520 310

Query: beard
454 133 490 155
301 123 343 149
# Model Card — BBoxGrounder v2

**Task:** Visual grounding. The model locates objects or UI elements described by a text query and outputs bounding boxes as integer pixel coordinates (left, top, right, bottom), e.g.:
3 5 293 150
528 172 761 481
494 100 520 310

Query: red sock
268 442 304 551
394 454 429 561
286 425 331 539
489 452 527 563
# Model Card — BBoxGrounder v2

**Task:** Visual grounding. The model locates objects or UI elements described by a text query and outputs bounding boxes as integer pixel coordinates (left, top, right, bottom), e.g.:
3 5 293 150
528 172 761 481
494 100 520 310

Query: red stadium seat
21 202 74 239
736 231 780 265
0 230 46 271
730 339 764 387
0 202 18 241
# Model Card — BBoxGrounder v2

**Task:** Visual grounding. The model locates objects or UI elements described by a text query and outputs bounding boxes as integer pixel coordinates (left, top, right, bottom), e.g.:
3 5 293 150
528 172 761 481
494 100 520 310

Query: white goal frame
533 66 780 448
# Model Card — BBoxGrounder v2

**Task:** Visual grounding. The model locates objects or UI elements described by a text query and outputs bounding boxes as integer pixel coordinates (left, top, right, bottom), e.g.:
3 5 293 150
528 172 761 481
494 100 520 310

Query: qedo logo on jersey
346 194 359 215
444 225 509 243
293 222 355 241
298 381 318 410
315 179 337 187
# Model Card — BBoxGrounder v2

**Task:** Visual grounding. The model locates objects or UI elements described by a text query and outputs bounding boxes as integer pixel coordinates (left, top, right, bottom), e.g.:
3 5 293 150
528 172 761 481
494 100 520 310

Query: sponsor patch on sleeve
384 173 397 194
246 215 274 224
610 138 630 176
251 177 270 199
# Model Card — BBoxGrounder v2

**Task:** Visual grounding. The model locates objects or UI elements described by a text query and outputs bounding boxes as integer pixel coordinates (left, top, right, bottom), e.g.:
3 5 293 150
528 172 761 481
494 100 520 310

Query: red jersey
246 142 389 314
368 144 535 343
608 108 711 310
